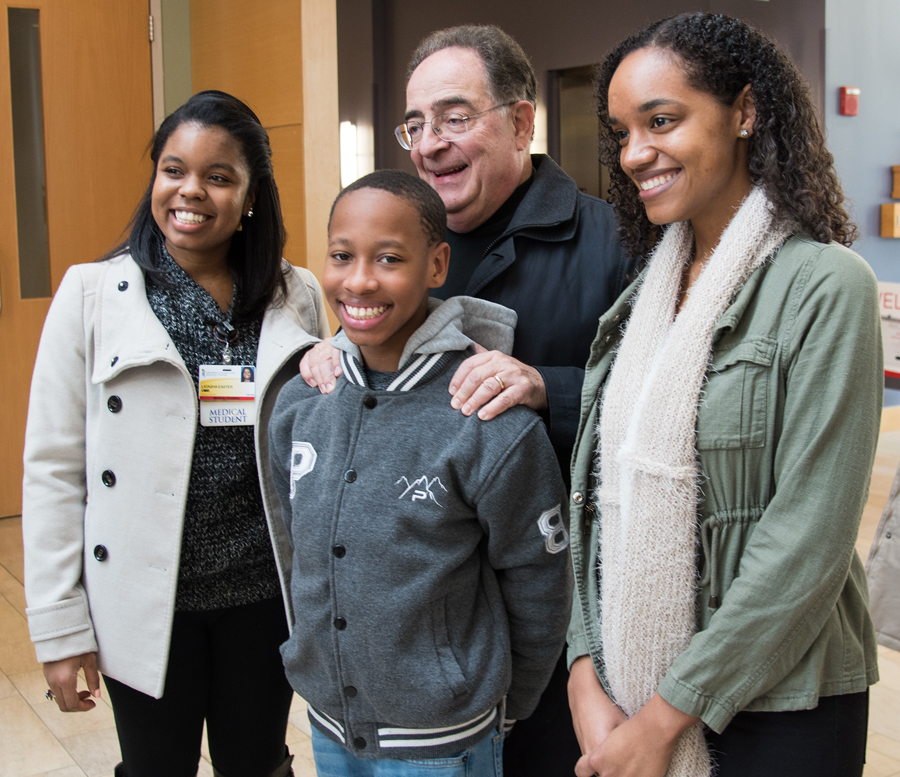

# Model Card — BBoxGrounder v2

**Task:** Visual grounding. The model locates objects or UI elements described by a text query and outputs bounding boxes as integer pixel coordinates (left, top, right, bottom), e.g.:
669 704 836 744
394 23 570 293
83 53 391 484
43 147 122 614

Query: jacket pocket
696 337 775 450
432 597 469 698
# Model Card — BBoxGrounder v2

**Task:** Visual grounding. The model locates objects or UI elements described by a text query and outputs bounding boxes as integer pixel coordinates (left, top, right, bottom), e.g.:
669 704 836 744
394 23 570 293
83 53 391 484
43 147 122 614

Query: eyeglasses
394 102 516 150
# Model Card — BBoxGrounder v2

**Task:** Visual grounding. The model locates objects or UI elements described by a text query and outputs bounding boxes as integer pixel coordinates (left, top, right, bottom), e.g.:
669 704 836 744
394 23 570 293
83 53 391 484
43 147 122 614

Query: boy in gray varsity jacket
269 171 571 776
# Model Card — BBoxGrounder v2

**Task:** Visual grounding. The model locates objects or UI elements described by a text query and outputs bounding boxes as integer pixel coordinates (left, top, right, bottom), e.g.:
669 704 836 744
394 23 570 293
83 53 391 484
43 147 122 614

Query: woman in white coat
22 91 329 777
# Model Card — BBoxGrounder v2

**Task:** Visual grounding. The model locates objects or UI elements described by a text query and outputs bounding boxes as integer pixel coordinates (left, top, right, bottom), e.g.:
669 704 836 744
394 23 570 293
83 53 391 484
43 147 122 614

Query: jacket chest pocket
696 337 776 450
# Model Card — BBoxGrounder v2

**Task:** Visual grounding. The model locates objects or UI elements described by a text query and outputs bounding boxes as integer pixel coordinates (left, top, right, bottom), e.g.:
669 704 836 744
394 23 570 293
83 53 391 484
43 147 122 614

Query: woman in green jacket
567 13 881 777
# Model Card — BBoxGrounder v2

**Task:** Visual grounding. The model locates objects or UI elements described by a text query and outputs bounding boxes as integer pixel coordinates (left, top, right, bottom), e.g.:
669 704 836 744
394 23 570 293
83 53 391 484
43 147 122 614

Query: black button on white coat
93 545 108 561
117 281 128 291
101 470 116 487
107 396 122 413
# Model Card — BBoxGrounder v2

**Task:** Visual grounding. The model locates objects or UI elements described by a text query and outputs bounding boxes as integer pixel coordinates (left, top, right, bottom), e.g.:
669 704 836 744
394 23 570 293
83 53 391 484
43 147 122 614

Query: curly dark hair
329 169 447 247
596 13 857 259
104 90 287 323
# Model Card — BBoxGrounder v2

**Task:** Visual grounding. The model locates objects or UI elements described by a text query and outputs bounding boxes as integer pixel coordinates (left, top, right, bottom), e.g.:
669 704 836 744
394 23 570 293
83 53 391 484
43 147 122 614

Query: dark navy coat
436 154 634 475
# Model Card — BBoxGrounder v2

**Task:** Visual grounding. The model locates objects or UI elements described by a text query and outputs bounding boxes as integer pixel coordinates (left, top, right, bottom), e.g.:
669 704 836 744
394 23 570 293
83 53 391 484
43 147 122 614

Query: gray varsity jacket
268 296 572 759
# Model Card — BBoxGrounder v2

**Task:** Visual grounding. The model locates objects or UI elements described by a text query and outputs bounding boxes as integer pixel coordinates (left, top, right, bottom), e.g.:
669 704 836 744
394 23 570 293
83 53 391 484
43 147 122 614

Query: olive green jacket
567 235 882 734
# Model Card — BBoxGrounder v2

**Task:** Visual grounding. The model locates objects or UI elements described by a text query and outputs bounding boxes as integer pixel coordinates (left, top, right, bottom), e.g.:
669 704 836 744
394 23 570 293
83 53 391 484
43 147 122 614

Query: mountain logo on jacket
289 441 317 499
396 475 448 507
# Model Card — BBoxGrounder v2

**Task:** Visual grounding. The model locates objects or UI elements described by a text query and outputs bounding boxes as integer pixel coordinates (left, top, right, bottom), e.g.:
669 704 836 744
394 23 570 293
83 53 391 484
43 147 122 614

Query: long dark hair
106 90 287 322
596 13 857 259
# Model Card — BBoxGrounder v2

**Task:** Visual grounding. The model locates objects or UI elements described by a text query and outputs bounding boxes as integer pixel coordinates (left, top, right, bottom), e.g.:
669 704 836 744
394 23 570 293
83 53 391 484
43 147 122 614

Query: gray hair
406 25 537 107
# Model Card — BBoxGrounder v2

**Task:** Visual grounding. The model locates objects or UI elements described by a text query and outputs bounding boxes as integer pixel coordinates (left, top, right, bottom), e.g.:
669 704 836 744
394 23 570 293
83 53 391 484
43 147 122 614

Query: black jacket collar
503 154 579 242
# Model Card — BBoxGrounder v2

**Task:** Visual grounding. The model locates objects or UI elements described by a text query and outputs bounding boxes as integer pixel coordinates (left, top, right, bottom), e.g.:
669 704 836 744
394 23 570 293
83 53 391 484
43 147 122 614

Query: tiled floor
0 512 317 777
3 409 900 777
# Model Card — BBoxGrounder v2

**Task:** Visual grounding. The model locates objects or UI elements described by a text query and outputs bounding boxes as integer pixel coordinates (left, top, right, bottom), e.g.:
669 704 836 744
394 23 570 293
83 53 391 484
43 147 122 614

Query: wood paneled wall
191 0 339 327
0 0 153 517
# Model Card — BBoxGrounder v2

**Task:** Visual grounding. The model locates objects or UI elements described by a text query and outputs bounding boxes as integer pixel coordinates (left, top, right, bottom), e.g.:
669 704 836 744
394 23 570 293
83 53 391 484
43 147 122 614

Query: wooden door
0 0 153 517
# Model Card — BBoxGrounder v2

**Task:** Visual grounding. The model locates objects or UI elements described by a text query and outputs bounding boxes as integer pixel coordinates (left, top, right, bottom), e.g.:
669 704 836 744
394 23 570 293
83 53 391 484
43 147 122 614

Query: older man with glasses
301 25 633 777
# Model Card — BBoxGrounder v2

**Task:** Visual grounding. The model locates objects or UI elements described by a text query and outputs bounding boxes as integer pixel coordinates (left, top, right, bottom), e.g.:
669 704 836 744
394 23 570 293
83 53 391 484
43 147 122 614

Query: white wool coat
22 254 328 698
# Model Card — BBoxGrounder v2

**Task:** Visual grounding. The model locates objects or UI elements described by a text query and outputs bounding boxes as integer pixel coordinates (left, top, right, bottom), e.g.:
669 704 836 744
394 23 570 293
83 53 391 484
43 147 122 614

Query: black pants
105 596 293 777
503 652 581 777
705 690 869 777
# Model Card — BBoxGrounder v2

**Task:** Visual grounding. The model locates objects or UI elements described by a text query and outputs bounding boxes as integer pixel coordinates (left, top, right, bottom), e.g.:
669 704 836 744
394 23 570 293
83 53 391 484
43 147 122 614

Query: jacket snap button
334 617 347 630
101 470 116 487
887 532 893 539
344 685 358 697
353 737 366 750
110 356 118 367
93 545 108 561
333 545 346 558
364 396 377 409
107 396 122 413
117 281 128 291
573 492 584 505
344 470 357 483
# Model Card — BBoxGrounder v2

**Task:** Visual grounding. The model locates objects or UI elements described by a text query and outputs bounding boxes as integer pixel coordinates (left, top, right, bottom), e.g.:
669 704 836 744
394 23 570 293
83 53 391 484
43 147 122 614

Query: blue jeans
311 725 504 777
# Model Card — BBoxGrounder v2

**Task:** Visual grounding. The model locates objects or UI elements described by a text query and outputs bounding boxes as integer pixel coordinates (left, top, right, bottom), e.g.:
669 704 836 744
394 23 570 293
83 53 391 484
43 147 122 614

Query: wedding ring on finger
45 689 54 701
492 374 505 392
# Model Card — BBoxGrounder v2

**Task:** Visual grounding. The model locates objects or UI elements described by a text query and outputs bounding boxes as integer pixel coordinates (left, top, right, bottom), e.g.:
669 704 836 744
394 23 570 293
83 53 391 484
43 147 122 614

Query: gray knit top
146 244 280 611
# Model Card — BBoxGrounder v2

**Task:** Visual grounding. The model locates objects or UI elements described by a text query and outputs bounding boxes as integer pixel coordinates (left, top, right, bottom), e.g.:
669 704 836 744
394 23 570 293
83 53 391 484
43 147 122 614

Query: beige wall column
191 0 339 330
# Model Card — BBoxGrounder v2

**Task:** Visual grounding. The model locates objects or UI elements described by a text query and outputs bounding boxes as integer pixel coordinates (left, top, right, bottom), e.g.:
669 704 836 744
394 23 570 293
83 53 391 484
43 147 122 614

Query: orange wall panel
268 124 305 263
190 0 303 128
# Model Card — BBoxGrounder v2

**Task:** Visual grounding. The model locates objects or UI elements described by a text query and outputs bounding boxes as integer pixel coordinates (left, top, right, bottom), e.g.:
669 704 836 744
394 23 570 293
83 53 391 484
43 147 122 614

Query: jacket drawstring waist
699 517 722 609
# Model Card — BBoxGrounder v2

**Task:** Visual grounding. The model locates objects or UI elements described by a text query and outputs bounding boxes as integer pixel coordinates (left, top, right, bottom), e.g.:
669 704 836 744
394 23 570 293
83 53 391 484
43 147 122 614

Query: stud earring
740 129 749 138
247 208 254 218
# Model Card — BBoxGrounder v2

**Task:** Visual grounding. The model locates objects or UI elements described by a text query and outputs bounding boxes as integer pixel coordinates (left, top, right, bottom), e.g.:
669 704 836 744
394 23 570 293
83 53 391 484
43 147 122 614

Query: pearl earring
740 129 749 138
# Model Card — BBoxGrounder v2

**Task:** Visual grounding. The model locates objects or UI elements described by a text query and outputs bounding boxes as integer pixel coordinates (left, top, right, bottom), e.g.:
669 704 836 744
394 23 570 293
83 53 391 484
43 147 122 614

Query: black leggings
705 690 869 777
105 596 293 777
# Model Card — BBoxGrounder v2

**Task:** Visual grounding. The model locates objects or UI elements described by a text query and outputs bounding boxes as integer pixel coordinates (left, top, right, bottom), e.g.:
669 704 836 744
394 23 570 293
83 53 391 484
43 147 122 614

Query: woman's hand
43 652 101 713
568 656 628 759
299 337 341 393
448 346 547 420
575 693 700 777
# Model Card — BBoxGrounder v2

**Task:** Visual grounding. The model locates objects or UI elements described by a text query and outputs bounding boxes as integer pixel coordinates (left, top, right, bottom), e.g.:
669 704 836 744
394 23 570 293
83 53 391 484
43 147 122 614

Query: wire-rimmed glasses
394 102 516 150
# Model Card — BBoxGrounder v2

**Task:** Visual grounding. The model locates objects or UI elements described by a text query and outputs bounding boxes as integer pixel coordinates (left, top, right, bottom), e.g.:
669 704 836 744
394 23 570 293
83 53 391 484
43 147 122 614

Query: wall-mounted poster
879 282 900 379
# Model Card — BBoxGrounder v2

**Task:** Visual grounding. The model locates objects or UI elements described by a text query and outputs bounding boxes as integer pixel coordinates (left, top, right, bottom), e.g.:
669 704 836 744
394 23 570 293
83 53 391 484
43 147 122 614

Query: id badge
198 364 256 427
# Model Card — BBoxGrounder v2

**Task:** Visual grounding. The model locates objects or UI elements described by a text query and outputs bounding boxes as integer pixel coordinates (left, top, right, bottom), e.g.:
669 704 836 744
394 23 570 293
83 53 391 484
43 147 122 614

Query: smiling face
405 47 534 234
151 122 254 269
608 47 755 252
324 188 449 372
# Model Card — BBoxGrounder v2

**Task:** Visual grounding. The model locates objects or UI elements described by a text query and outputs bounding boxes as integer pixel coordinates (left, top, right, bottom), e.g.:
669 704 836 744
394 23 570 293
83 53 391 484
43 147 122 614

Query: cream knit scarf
595 187 790 776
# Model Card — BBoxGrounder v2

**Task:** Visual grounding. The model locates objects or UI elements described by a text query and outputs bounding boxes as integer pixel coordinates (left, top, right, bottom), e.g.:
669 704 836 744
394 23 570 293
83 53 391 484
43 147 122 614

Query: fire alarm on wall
840 87 860 116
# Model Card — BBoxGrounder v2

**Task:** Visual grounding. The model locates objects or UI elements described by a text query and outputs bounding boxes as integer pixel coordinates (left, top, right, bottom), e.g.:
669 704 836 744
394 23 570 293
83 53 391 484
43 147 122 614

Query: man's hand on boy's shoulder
449 345 548 422
298 338 549 420
299 337 342 393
